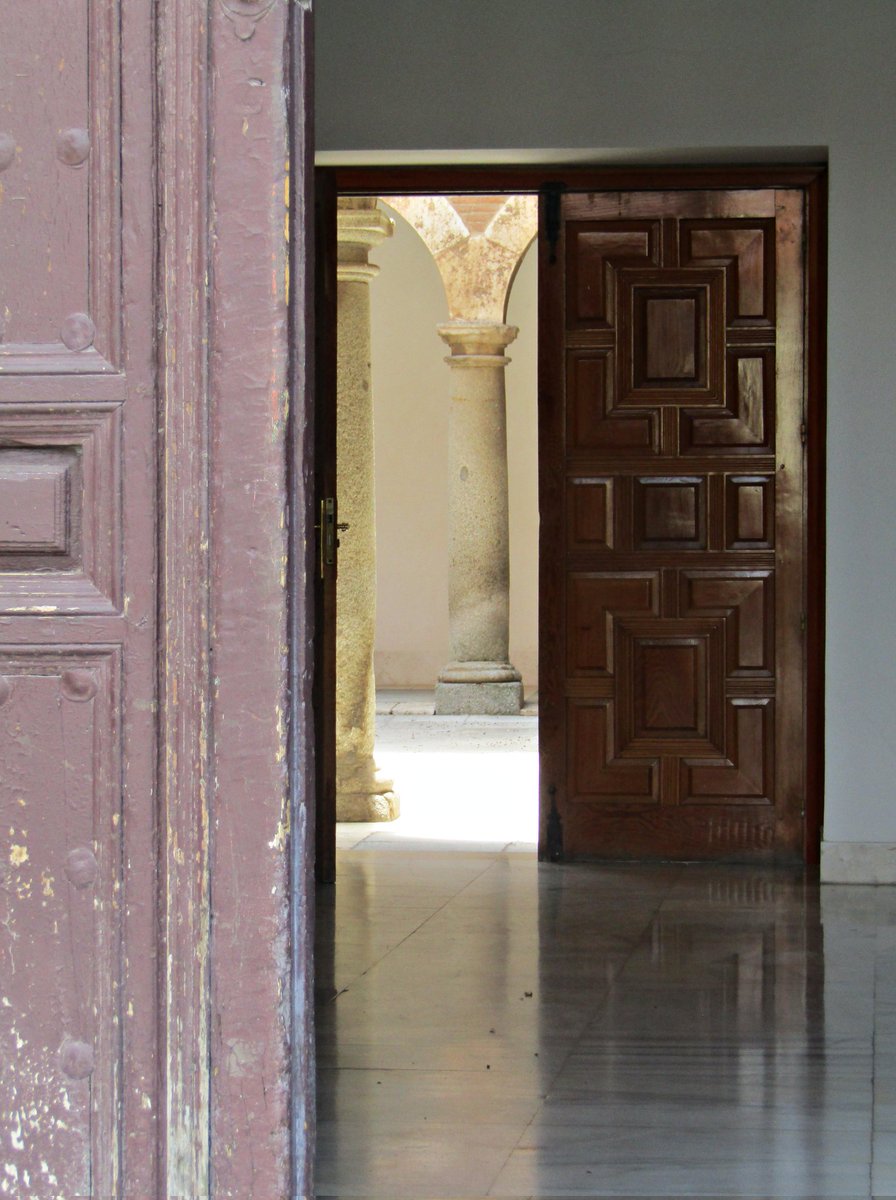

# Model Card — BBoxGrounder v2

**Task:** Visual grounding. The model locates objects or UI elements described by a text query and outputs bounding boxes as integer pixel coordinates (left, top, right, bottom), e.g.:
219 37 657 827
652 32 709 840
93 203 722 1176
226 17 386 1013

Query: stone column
435 321 523 715
336 198 398 821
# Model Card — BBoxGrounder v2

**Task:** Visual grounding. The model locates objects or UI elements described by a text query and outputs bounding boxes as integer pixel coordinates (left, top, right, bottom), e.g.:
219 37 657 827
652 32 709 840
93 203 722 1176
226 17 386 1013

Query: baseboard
820 840 896 884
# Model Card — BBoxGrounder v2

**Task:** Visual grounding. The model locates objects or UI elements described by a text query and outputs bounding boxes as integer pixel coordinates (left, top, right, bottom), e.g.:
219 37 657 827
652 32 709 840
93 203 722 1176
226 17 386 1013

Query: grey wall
316 1 896 845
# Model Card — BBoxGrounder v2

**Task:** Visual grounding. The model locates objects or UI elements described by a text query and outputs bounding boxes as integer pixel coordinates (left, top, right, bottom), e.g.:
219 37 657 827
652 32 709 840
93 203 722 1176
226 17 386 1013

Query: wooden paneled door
539 185 813 862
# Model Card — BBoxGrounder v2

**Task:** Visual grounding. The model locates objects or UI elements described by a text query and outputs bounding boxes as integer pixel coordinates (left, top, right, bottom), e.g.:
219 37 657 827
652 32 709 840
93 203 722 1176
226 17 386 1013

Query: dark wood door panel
566 221 660 329
682 348 776 453
680 570 775 676
540 185 807 863
566 349 660 456
566 572 658 675
680 218 777 327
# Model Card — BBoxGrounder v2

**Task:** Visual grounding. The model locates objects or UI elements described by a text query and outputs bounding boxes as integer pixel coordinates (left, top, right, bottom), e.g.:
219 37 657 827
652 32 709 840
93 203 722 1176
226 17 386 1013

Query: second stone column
435 320 523 715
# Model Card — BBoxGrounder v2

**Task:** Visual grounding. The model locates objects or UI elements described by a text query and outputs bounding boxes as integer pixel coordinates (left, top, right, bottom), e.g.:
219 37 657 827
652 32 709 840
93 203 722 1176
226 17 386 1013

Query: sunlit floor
336 705 539 853
316 709 896 1198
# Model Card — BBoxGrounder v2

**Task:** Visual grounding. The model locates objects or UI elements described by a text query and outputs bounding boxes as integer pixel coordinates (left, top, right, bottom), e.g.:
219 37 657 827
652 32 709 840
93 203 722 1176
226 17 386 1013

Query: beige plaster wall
371 203 538 690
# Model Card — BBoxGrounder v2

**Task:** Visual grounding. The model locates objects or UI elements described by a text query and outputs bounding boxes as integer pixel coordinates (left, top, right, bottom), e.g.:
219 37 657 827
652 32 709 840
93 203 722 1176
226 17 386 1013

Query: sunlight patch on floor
337 713 538 851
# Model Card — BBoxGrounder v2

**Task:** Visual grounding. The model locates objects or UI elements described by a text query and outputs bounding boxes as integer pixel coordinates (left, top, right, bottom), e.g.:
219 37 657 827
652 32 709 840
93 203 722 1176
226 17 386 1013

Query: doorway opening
315 164 826 874
332 190 541 854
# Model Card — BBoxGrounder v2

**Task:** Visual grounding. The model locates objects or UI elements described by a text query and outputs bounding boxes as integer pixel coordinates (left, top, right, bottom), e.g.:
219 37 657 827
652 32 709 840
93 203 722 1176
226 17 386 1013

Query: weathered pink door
0 1 315 1195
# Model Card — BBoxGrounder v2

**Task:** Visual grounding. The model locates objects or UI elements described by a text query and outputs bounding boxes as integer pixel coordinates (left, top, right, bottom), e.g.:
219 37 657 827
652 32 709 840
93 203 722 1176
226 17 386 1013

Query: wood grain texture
119 0 159 1186
0 3 315 1191
156 0 211 1191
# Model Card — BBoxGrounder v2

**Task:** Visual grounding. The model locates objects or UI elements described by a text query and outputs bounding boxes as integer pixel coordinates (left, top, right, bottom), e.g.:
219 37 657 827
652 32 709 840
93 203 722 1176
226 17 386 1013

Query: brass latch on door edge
318 497 336 578
316 497 350 578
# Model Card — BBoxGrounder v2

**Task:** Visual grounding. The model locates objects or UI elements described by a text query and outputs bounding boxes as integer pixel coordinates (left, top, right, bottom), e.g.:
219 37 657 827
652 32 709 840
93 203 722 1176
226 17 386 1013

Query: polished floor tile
315 851 896 1198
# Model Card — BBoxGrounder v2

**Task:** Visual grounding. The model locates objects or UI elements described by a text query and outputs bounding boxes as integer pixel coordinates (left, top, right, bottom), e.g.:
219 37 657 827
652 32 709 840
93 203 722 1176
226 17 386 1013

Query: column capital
437 321 518 366
337 200 394 283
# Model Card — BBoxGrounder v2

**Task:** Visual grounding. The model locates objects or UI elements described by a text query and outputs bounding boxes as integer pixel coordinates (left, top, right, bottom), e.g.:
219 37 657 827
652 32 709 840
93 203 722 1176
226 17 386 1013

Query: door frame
316 163 826 865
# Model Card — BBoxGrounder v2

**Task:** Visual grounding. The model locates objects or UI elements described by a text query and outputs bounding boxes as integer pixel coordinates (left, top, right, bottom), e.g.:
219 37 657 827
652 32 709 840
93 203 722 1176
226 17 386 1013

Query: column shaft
436 322 523 715
335 200 397 820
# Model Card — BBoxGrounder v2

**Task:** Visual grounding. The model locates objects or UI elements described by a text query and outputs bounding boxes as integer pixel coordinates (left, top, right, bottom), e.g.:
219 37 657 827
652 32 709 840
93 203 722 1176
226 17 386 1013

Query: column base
336 755 400 822
435 679 523 716
336 786 400 823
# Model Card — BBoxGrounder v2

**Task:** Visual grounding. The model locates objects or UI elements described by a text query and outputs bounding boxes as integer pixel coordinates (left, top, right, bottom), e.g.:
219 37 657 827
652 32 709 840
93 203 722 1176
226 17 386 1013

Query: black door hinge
543 182 566 265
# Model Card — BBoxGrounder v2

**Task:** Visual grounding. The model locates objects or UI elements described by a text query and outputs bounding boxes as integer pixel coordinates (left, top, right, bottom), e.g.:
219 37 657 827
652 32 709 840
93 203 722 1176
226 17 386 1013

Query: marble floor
315 852 896 1198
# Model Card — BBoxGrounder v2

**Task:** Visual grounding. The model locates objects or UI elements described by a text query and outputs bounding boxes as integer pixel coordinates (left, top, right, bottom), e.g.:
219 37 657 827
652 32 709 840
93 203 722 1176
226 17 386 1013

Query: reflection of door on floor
539 184 818 864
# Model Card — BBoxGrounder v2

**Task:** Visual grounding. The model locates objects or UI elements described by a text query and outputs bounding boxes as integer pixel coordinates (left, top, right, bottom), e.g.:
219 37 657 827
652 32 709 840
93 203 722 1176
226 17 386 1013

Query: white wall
317 1 896 863
370 205 538 689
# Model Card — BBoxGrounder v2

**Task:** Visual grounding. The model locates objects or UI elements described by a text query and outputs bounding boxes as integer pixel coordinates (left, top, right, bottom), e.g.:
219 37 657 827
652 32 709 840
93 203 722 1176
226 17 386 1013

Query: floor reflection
315 855 896 1198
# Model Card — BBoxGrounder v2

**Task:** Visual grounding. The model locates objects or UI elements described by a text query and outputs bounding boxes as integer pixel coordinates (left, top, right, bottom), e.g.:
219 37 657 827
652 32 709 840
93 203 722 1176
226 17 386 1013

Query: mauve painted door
0 2 317 1193
0 1 158 1192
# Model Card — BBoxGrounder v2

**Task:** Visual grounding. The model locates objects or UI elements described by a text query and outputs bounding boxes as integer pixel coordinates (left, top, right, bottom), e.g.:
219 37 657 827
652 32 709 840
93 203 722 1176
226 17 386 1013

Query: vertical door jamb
313 170 339 887
288 1 318 1192
804 172 827 867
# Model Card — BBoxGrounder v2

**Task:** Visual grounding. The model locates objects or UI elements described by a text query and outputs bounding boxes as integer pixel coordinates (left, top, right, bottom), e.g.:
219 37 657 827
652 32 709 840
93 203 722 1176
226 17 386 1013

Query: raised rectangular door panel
0 449 78 557
565 220 660 328
615 617 725 758
682 699 775 805
567 349 659 454
567 478 615 551
566 572 657 676
681 348 776 452
540 187 807 862
633 476 707 550
680 218 776 326
0 1 120 373
0 406 121 613
0 651 120 1195
680 570 774 677
568 701 657 802
618 269 724 405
